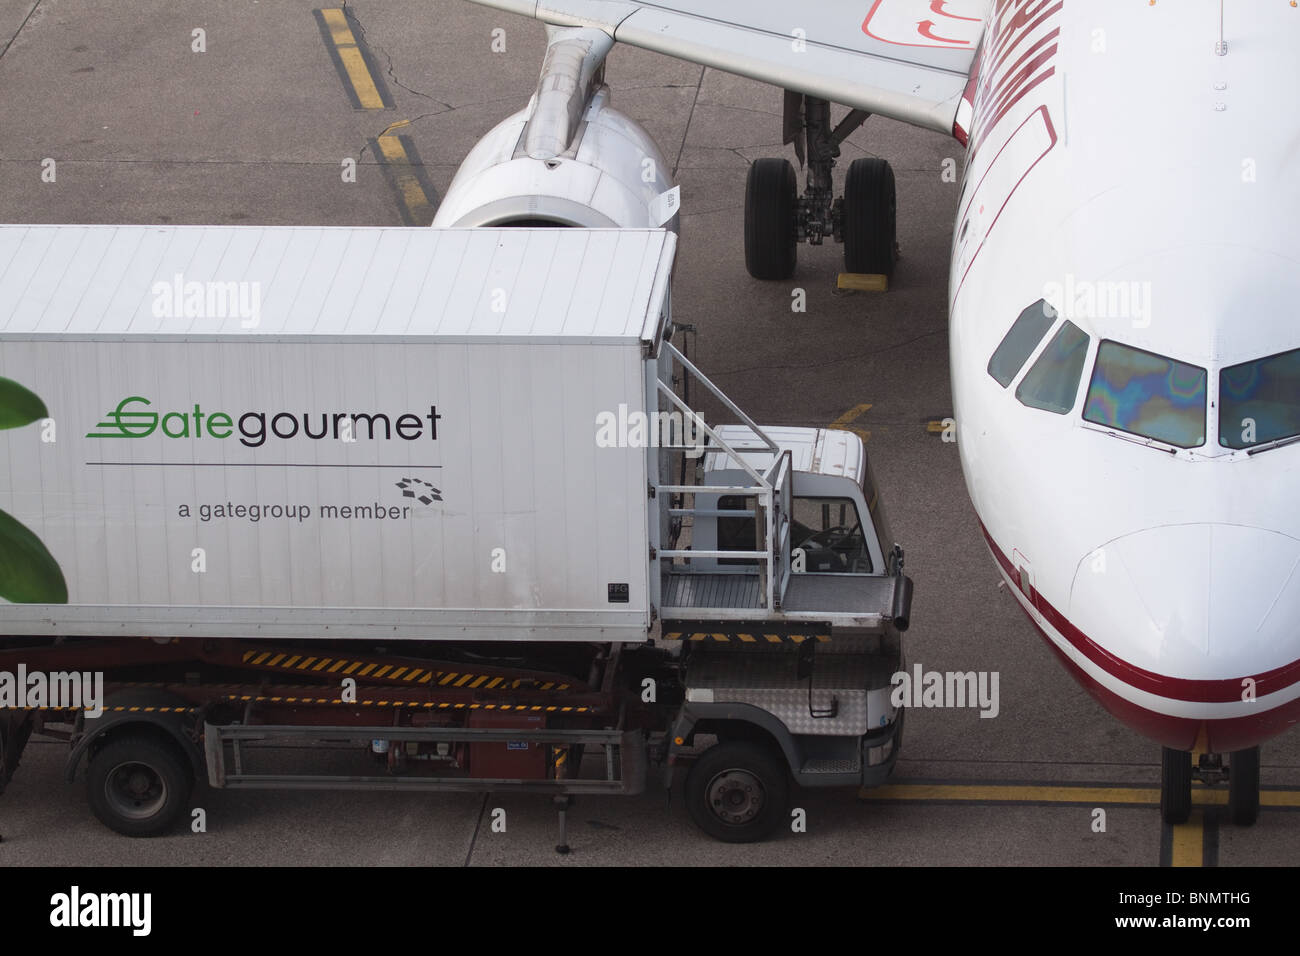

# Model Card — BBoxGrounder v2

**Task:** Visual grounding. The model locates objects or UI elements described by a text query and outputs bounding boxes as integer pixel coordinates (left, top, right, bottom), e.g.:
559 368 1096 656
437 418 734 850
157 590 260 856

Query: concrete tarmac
0 0 1296 867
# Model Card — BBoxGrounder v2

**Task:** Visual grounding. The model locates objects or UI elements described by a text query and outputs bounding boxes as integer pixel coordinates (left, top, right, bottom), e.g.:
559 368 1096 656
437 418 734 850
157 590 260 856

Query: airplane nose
1068 524 1300 681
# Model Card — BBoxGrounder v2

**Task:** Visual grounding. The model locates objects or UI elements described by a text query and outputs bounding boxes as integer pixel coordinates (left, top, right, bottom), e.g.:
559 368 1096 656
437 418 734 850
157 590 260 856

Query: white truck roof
704 425 865 484
0 225 676 344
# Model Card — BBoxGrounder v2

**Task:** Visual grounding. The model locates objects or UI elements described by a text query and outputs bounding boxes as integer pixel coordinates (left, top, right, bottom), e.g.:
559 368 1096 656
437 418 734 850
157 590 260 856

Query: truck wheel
1160 747 1192 825
744 158 798 280
685 741 790 843
842 157 896 277
87 735 192 837
1228 746 1260 826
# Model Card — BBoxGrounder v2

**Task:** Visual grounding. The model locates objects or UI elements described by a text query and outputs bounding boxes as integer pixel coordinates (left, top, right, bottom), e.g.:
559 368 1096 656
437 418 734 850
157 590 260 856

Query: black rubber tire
1160 747 1192 825
744 158 798 280
843 157 897 277
1228 746 1260 826
685 741 790 843
87 735 192 837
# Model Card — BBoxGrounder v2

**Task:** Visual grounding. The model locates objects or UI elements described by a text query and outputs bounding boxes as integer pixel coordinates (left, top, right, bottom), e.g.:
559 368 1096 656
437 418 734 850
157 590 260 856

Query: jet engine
432 26 678 231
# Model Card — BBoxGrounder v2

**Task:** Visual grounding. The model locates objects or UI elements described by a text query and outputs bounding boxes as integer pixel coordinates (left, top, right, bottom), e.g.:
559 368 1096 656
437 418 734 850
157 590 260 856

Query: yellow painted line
926 420 948 433
829 403 872 443
860 783 1156 804
857 782 1300 810
1170 811 1204 867
317 8 389 110
372 665 391 679
375 134 435 224
837 273 888 292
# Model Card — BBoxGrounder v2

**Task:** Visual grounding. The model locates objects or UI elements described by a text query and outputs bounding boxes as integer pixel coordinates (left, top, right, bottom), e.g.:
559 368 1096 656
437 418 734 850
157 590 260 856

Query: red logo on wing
863 0 985 49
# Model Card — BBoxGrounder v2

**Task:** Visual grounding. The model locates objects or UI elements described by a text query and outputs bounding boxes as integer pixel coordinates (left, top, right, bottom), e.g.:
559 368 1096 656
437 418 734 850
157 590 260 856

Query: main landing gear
1160 745 1260 826
744 93 898 282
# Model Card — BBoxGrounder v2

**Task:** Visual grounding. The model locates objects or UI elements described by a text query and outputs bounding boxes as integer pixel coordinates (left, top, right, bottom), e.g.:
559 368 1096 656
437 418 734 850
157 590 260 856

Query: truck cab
693 425 895 580
654 410 910 635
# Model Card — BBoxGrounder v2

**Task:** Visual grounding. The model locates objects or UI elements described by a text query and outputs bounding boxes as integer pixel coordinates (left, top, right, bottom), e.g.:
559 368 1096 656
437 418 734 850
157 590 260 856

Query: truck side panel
0 338 650 641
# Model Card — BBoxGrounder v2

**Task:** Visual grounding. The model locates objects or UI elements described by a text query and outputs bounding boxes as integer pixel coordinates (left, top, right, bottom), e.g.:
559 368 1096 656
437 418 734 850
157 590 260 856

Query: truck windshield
1083 341 1206 447
791 497 871 573
1219 348 1300 450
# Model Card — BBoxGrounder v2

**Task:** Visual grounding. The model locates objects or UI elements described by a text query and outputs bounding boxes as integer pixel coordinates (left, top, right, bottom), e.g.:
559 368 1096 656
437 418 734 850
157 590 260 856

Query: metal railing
653 340 792 611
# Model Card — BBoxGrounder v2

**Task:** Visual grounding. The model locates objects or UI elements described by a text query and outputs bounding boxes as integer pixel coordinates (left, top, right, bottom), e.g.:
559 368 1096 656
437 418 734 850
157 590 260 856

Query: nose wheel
1160 747 1192 824
1228 746 1259 826
1161 745 1261 826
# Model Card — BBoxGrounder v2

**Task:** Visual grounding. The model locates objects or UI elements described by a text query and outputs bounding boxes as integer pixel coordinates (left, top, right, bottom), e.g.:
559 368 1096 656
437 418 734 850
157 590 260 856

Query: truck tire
685 741 790 843
87 735 192 837
843 157 897 277
744 158 798 280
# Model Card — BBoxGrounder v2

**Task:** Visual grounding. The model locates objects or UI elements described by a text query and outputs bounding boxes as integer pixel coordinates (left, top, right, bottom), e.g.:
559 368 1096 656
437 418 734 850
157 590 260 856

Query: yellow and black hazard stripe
238 650 571 691
220 694 591 713
661 631 831 644
1 704 197 713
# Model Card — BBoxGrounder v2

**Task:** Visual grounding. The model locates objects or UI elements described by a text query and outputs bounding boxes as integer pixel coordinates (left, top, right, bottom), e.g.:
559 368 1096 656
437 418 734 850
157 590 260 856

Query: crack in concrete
344 0 454 111
0 0 42 63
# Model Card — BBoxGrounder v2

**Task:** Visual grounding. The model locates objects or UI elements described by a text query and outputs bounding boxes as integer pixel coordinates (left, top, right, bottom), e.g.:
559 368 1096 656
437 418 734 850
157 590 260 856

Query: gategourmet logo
86 396 442 448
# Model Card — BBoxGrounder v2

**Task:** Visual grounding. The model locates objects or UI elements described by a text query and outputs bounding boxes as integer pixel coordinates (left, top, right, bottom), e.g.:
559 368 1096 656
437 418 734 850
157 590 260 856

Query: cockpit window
1219 348 1300 449
1083 341 1206 448
988 299 1057 387
1015 319 1090 414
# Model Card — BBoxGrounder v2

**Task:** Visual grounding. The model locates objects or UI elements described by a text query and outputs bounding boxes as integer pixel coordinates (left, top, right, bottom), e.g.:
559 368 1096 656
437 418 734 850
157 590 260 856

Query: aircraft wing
470 0 990 135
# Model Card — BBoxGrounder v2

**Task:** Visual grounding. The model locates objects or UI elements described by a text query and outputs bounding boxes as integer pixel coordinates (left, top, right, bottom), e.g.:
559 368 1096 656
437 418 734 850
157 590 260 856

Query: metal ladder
653 339 793 611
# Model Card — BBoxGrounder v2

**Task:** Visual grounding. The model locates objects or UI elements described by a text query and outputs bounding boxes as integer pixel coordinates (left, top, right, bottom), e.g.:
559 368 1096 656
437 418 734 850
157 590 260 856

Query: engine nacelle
431 27 677 230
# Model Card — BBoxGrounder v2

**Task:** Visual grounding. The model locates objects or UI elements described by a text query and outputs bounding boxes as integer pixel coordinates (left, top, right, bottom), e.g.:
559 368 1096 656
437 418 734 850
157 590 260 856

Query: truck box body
0 225 674 642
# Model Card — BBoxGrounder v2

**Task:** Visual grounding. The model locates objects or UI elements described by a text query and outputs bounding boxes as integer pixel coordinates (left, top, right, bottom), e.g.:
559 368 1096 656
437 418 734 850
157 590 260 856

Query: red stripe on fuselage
1023 607 1300 751
979 523 1300 703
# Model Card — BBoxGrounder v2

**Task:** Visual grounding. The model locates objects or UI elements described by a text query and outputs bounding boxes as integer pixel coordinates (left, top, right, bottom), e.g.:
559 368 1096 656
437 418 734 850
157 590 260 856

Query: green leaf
0 377 48 430
0 509 68 604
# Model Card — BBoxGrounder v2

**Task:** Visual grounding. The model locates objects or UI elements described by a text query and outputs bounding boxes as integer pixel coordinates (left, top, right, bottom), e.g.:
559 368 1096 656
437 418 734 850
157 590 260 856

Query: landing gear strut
743 93 897 281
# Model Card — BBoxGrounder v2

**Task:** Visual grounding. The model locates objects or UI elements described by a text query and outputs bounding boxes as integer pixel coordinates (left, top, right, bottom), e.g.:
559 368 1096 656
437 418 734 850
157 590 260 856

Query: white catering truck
0 224 911 845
